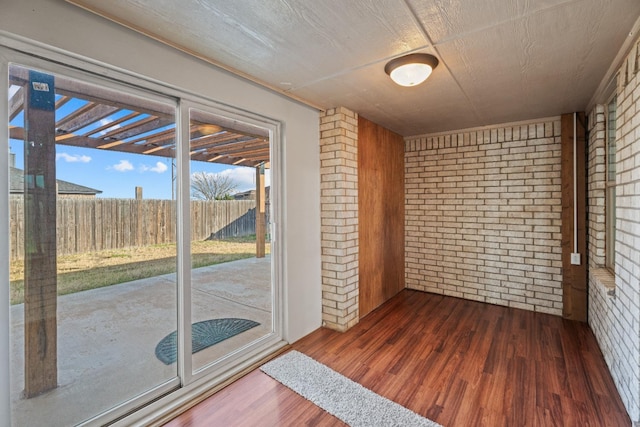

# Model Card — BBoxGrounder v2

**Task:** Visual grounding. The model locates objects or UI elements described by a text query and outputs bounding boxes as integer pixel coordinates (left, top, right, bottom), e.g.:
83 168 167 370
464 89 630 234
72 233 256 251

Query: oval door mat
155 318 260 365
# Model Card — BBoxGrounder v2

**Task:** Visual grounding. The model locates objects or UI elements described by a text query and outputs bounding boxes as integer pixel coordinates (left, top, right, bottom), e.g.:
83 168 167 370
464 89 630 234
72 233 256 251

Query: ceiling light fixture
385 53 439 87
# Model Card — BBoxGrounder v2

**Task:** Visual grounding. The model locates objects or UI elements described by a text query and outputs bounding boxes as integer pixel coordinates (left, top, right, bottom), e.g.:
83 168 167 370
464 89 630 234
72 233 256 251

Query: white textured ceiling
68 0 640 136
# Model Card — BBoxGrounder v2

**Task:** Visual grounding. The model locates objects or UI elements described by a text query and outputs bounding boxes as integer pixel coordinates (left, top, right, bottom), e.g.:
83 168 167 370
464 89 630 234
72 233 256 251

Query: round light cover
385 53 439 87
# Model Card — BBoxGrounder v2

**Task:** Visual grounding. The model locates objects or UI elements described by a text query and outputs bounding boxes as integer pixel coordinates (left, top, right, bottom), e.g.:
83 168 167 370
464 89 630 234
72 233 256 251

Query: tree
191 172 238 200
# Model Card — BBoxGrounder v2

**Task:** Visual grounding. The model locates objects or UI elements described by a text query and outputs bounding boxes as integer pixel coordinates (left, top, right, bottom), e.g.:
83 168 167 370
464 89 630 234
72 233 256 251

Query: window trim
605 94 617 273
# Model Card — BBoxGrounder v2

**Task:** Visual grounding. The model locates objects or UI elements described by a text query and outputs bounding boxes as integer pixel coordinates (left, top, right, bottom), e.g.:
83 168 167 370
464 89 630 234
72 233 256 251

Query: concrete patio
9 256 272 427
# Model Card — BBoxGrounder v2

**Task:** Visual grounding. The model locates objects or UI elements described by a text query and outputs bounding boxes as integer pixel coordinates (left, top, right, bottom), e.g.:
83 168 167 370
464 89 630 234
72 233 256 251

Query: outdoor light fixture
385 53 439 87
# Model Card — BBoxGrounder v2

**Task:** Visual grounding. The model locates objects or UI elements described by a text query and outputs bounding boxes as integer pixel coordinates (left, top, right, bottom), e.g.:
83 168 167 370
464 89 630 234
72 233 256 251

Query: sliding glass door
186 107 273 374
3 52 280 426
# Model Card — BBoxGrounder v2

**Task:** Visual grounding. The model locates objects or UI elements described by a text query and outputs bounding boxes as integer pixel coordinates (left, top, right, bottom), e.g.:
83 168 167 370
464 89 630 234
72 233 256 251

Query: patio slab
9 256 272 427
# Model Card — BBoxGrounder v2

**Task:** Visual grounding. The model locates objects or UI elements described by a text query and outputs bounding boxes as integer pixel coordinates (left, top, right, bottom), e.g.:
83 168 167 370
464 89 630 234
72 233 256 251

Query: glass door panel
8 64 178 426
187 108 272 373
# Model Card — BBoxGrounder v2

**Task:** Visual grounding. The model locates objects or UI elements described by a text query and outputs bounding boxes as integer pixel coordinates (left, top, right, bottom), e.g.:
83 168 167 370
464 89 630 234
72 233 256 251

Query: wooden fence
9 198 267 260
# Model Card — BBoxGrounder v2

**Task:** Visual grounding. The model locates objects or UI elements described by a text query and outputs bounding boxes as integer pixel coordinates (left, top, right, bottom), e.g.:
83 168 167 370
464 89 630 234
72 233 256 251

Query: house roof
233 186 271 200
9 167 102 195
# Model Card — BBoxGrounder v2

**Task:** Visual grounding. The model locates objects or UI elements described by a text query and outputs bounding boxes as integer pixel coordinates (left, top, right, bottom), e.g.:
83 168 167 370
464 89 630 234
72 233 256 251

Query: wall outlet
571 253 581 265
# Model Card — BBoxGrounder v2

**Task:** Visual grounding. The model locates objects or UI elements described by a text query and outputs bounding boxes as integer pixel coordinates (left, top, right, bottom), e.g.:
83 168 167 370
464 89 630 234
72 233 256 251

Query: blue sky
9 140 267 199
9 88 269 200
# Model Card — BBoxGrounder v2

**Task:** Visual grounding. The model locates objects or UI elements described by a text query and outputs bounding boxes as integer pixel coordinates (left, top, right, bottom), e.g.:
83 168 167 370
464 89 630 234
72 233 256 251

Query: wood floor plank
164 290 631 427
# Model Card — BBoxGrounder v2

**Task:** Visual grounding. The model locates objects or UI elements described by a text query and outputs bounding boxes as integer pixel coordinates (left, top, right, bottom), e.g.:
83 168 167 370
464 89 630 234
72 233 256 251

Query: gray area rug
260 350 442 427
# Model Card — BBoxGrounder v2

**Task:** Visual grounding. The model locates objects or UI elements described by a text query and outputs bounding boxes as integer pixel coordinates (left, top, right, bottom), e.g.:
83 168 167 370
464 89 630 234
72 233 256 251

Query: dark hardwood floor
164 290 631 426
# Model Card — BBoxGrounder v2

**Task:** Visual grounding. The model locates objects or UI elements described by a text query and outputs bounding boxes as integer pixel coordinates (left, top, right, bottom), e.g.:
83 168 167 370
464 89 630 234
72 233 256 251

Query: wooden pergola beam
8 85 24 121
9 66 174 119
189 132 250 147
98 116 173 143
57 104 120 133
84 111 141 137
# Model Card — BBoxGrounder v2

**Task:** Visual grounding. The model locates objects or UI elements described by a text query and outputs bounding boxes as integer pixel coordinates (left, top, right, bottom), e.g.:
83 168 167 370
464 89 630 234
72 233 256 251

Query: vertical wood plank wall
358 117 405 318
561 112 587 321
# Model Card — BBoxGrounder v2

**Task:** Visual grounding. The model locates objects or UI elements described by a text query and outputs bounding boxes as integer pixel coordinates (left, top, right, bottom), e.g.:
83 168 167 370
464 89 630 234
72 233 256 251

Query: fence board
9 199 265 260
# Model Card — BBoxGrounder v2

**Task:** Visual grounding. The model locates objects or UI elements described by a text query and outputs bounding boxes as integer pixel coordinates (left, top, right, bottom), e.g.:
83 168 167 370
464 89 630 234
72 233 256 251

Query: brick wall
588 41 640 422
319 107 359 331
405 119 563 315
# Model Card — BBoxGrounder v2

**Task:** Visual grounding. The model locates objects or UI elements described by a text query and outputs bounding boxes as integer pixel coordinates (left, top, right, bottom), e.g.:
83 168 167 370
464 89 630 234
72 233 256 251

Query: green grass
9 238 270 305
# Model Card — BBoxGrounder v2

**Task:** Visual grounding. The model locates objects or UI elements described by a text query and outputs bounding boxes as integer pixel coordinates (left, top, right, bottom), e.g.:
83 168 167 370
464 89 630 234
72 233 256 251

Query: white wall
0 0 321 421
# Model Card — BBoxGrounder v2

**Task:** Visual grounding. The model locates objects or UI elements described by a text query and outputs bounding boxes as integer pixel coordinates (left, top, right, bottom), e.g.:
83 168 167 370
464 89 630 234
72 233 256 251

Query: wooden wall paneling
358 117 405 318
560 112 587 321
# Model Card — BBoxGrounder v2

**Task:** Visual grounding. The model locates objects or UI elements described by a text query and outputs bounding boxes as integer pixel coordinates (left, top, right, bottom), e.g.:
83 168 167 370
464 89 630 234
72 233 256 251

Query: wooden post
561 112 587 322
135 186 143 200
256 164 266 258
23 70 58 396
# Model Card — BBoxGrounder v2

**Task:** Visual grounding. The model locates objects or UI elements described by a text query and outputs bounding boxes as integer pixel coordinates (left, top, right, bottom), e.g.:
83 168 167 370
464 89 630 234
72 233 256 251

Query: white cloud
56 152 92 163
110 160 134 172
217 167 254 189
97 118 121 136
214 167 271 192
140 161 168 174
